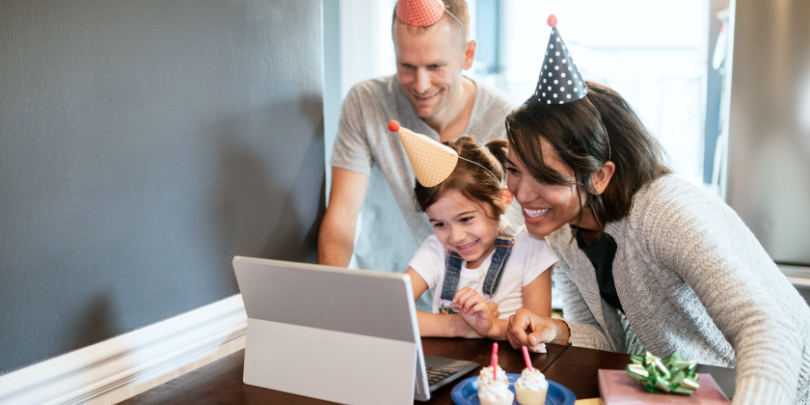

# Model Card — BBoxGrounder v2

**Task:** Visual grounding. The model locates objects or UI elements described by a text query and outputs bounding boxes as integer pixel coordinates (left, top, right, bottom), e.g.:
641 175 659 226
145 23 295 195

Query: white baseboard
0 294 247 405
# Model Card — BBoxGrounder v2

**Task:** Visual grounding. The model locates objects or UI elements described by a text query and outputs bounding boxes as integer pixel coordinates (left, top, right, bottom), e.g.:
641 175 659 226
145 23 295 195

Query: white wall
339 0 398 100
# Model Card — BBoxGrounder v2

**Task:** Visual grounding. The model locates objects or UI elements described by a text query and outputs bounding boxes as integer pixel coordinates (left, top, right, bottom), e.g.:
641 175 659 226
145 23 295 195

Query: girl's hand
506 308 569 350
452 288 499 337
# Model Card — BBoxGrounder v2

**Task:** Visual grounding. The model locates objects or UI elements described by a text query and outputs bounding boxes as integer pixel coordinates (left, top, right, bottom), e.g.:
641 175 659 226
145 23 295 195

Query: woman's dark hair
505 81 671 234
414 136 508 219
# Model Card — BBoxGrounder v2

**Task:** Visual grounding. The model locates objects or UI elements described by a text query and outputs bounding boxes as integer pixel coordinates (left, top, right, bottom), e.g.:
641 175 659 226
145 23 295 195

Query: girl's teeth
524 208 549 218
459 241 477 249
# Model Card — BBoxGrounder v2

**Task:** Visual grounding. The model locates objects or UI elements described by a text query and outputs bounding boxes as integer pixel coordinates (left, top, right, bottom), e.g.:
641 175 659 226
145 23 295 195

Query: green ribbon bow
626 351 700 395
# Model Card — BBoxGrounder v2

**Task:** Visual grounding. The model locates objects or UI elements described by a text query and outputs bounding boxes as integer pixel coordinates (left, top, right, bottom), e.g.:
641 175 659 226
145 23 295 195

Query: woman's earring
588 182 601 196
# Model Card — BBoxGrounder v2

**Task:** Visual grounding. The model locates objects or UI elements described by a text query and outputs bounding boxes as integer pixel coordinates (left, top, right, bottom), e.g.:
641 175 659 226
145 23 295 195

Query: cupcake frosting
477 365 512 401
515 368 548 391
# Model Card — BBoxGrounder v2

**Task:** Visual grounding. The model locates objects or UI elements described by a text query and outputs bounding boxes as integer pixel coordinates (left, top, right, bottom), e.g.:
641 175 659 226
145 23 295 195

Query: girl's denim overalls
439 234 515 313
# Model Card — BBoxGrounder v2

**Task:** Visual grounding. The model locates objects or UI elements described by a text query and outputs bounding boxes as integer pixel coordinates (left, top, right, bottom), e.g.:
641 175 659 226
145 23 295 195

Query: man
318 0 514 308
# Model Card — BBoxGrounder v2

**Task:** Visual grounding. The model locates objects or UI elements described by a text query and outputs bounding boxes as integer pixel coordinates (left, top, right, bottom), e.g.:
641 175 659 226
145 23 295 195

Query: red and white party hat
396 0 446 28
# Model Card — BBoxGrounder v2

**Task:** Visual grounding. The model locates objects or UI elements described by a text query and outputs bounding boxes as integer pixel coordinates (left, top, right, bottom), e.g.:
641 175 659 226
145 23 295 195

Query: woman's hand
506 308 570 351
453 287 499 338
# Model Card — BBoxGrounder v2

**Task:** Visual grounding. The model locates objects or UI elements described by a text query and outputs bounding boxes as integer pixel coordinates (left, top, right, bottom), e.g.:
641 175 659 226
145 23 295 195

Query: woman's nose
512 177 538 203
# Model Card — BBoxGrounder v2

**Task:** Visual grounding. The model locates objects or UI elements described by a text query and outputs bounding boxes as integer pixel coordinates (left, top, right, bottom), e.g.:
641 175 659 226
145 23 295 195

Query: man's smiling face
393 17 471 121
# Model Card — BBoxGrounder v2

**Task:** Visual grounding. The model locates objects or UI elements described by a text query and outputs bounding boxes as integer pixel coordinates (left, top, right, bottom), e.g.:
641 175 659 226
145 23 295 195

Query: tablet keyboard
426 366 459 386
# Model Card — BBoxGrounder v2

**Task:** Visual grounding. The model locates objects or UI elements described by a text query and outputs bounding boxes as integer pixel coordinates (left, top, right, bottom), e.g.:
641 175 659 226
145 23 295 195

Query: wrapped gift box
598 369 730 404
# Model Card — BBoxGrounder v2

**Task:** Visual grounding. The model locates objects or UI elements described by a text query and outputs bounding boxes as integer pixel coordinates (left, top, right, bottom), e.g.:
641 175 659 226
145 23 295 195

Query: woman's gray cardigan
548 175 810 405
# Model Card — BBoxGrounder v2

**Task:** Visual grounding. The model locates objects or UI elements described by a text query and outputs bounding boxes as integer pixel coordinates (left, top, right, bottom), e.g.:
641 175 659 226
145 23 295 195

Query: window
472 0 711 185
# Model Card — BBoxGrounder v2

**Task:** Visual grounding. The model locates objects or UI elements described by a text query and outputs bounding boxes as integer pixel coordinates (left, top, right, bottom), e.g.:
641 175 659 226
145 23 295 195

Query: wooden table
120 338 735 404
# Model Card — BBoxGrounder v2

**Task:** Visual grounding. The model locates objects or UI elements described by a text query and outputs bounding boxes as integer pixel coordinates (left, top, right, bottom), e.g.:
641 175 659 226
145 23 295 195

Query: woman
503 81 810 405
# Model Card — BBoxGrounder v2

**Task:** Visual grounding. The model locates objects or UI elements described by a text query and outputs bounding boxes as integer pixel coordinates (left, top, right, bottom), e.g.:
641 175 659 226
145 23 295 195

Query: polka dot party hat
396 0 446 27
534 15 588 104
388 120 458 187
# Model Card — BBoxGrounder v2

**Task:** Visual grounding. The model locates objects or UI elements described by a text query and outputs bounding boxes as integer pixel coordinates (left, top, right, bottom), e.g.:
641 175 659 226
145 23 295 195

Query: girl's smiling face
505 138 585 238
425 189 502 269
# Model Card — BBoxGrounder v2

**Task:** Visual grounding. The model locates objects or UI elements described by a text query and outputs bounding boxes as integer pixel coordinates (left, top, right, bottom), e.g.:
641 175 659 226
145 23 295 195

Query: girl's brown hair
505 81 671 235
414 136 508 219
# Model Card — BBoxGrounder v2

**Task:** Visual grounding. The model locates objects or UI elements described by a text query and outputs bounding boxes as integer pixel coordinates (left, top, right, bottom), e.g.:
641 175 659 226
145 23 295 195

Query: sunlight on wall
798 73 810 154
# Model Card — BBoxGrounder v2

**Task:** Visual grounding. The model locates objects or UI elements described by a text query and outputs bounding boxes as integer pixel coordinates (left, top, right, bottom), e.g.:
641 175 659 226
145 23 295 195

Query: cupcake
477 365 514 405
515 367 548 405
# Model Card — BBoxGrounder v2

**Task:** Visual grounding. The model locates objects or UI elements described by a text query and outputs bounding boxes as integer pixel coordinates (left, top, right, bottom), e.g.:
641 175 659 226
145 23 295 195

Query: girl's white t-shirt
408 231 558 319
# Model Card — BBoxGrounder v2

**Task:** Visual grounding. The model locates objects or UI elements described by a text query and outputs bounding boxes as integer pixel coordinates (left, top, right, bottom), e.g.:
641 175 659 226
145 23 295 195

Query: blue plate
451 373 575 405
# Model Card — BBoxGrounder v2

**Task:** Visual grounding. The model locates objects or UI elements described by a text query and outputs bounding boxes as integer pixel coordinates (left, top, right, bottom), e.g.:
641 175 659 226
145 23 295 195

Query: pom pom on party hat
396 0 446 27
388 120 458 187
534 15 588 104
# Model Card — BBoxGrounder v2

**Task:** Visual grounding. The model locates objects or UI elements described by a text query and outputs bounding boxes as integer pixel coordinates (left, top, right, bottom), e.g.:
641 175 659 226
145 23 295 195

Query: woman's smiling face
505 138 585 238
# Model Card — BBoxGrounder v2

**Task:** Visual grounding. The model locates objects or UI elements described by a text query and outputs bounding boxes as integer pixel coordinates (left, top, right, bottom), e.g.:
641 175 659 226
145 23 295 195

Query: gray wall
0 0 325 375
726 0 810 266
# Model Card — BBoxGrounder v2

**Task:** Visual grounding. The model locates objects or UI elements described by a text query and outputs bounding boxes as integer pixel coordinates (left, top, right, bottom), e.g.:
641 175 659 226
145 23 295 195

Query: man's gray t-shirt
330 74 515 295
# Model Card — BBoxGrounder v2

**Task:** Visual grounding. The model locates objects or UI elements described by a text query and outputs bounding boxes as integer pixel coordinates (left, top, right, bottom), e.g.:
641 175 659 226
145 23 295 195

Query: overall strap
439 234 515 302
440 251 464 302
481 235 515 297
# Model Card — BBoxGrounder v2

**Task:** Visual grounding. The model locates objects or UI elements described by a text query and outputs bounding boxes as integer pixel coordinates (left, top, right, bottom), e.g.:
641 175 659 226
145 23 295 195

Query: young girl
403 135 558 342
